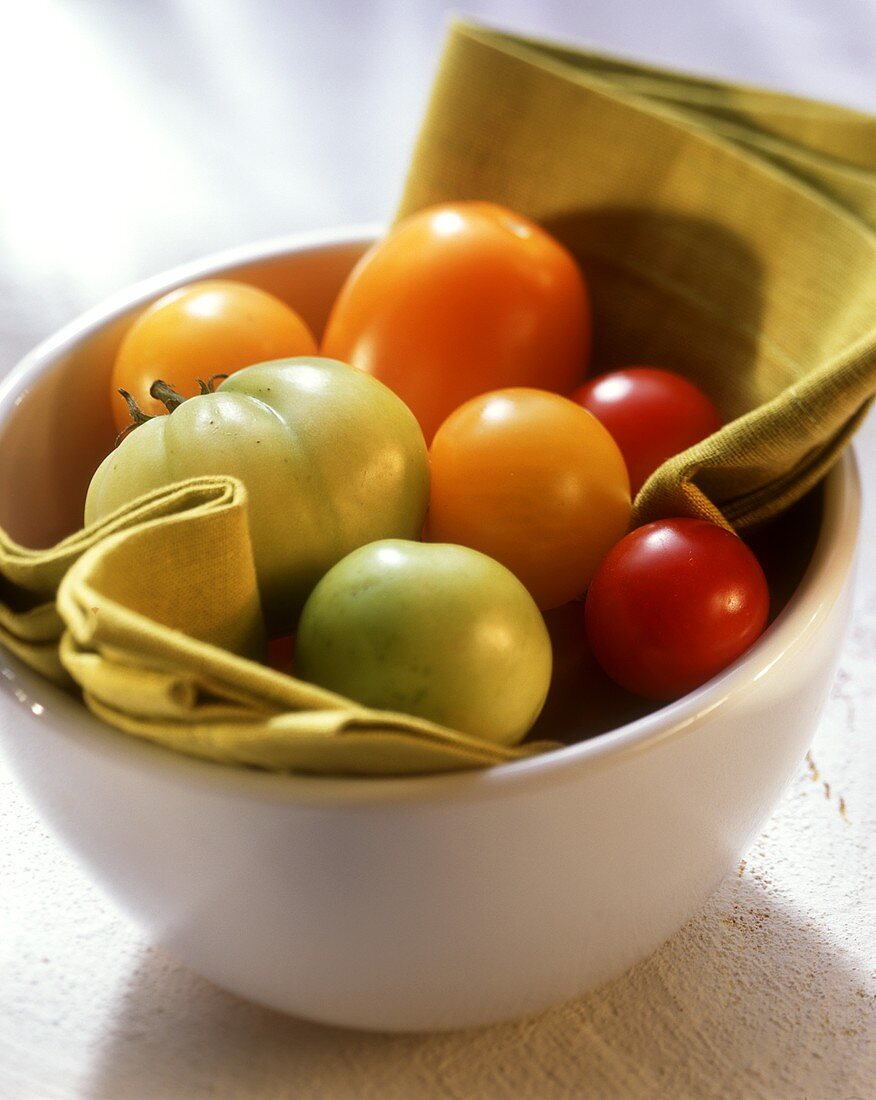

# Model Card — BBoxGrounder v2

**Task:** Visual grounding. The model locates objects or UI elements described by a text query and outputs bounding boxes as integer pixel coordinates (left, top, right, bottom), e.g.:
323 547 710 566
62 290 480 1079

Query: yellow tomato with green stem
111 280 317 432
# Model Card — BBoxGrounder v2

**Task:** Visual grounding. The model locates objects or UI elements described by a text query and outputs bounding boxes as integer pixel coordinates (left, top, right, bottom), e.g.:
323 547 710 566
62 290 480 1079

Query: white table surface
1 2 874 1097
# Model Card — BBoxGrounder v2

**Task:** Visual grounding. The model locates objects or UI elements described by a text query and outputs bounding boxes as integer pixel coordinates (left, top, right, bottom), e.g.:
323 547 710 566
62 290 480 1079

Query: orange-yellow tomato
427 388 631 609
111 279 317 430
321 202 591 442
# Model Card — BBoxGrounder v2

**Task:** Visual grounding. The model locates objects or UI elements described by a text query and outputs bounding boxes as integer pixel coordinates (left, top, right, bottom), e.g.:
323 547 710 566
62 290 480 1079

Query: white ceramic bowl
0 229 861 1031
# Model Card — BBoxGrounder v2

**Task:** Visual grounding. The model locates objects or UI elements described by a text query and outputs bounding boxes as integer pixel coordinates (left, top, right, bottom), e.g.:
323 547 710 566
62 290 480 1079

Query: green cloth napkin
2 24 874 776
397 22 876 528
2 477 551 774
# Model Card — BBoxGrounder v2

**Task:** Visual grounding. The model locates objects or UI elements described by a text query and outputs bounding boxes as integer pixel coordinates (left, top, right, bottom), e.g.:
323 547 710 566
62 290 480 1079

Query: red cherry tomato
572 367 722 495
267 634 295 674
321 202 591 442
585 518 769 700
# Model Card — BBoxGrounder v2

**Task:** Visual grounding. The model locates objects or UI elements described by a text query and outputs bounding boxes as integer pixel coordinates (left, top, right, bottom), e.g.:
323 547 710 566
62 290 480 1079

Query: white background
0 1 874 1096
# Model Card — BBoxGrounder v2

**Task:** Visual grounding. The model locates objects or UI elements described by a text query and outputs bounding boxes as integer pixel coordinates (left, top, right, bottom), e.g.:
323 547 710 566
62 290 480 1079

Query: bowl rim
0 226 862 809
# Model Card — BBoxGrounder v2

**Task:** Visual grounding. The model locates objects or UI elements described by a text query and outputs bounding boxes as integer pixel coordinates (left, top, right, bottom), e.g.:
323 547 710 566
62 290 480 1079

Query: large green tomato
295 539 553 746
85 358 430 628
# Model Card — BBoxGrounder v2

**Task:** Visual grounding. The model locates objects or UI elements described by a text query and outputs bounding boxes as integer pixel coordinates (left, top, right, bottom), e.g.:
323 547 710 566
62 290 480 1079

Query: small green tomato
295 539 552 746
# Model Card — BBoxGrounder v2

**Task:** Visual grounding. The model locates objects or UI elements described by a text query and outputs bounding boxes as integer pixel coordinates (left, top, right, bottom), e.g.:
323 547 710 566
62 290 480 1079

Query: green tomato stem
114 388 154 447
149 379 187 412
116 375 229 447
196 374 229 395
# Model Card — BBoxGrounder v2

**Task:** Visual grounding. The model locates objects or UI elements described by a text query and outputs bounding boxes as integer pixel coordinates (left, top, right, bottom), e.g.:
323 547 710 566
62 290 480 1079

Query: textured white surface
0 0 874 1096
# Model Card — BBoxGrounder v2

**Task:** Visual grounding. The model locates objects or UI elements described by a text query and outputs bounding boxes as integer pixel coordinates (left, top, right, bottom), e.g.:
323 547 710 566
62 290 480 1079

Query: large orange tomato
427 388 631 609
320 202 591 441
111 280 317 431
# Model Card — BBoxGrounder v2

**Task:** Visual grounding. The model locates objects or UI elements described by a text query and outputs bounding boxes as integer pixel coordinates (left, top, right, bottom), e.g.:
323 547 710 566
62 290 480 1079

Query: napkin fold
0 477 258 684
397 22 876 529
2 476 551 774
2 23 875 776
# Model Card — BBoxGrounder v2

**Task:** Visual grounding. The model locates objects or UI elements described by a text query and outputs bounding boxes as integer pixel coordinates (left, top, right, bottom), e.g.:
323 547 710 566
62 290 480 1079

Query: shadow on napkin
397 21 876 530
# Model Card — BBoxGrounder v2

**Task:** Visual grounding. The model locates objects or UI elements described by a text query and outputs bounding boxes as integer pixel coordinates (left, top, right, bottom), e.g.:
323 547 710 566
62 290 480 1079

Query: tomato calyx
196 373 229 395
114 374 229 447
115 389 154 445
149 378 188 412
